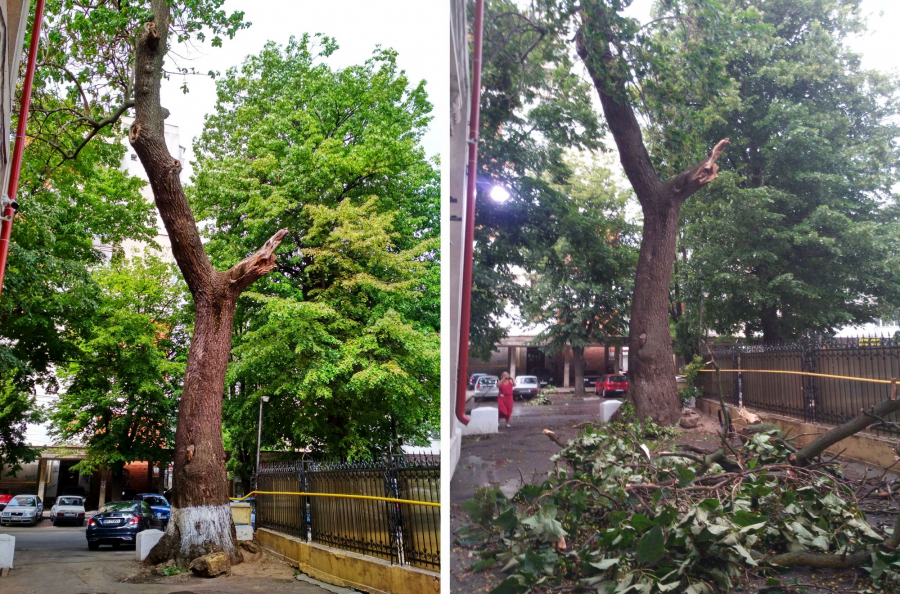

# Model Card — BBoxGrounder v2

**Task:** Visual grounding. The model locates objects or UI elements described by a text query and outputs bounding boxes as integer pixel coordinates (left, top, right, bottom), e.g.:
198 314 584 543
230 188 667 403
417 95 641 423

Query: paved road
1 525 127 564
0 524 333 594
467 394 608 427
451 399 597 594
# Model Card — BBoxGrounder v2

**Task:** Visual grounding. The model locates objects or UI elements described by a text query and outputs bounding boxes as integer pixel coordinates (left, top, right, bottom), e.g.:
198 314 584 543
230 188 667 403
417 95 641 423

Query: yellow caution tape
698 368 895 385
230 490 440 508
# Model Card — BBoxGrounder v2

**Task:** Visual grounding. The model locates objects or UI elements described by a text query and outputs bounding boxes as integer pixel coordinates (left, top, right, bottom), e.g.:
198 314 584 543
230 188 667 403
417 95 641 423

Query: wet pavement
451 393 603 592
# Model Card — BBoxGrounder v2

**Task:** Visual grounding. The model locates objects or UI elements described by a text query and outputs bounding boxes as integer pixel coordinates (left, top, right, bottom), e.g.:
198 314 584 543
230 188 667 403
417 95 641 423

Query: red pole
455 0 485 426
0 0 46 300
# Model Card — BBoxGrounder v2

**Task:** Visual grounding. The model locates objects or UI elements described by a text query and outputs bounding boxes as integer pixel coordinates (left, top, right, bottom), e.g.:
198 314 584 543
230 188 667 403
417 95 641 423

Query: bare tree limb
38 62 93 116
129 0 213 297
665 138 731 200
792 390 900 466
574 25 660 203
227 229 291 294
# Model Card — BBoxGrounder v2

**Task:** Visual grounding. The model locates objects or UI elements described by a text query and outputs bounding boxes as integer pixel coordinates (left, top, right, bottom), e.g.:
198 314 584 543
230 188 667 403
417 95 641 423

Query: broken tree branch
667 138 730 200
792 388 900 466
227 229 291 294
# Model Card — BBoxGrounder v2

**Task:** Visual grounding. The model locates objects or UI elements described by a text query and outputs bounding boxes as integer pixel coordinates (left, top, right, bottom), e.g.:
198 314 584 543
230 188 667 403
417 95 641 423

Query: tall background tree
0 99 155 473
523 156 637 397
468 0 603 359
666 0 900 343
0 377 42 476
49 255 186 498
189 38 440 472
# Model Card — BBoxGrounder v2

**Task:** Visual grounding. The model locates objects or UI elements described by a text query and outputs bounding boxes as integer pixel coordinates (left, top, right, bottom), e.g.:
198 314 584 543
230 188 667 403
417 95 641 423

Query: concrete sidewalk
0 528 335 594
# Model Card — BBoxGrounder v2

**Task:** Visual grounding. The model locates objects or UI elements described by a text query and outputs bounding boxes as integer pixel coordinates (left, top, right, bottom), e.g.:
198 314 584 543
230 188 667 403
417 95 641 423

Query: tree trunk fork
131 0 288 566
575 5 729 425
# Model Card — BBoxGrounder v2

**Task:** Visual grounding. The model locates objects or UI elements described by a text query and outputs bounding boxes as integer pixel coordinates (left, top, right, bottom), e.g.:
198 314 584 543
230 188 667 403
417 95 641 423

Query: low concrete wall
697 399 899 468
256 528 439 594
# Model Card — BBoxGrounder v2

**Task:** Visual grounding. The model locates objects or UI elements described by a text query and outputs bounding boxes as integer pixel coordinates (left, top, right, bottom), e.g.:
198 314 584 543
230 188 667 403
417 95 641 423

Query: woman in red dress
497 372 515 428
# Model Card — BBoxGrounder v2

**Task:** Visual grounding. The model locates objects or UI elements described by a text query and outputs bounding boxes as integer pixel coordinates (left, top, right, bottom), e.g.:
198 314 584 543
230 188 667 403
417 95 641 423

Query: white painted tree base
166 503 236 557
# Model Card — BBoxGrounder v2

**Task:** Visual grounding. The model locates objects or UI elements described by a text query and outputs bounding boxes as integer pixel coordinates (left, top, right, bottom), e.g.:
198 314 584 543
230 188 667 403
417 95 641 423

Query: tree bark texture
132 0 288 566
573 346 585 398
575 11 729 425
761 305 782 344
627 203 683 424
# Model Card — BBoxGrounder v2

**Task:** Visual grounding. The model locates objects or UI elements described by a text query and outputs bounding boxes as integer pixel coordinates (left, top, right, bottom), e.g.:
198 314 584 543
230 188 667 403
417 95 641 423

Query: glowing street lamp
490 185 511 202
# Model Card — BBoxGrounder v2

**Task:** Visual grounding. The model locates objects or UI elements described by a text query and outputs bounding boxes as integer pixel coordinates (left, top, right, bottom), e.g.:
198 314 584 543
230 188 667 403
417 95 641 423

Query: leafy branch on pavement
459 392 900 593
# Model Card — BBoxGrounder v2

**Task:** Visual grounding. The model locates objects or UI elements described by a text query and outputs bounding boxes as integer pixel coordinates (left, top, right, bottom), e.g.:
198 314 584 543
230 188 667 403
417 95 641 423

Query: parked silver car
0 494 43 526
473 375 499 402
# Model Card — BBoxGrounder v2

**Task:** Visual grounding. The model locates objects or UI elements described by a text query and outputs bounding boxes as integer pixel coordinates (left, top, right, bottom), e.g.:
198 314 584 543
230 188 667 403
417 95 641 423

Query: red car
0 494 12 512
595 374 628 397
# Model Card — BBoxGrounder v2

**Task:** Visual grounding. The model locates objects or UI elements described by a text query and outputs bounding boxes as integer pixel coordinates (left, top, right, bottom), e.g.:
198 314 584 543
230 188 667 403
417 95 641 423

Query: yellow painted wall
697 399 900 468
256 528 440 594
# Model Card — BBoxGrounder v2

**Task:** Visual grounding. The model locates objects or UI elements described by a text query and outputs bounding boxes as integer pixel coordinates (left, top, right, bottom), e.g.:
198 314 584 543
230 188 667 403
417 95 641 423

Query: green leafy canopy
187 36 439 465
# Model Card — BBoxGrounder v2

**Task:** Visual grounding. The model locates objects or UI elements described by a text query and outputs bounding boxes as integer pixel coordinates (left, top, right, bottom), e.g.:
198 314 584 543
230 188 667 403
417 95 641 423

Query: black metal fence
698 336 900 436
255 454 440 570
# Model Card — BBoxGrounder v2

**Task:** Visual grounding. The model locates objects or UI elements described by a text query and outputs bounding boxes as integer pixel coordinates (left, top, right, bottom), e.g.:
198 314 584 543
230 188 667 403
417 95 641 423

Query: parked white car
51 495 86 526
0 494 43 526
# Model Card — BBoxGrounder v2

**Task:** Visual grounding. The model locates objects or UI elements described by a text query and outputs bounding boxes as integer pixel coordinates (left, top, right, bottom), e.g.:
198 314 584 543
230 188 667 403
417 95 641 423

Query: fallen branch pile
459 400 900 593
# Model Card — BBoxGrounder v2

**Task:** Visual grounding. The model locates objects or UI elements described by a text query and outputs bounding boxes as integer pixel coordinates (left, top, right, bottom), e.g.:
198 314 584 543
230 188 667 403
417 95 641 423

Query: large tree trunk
627 203 682 425
146 296 240 564
761 305 782 344
575 12 729 425
110 466 125 502
572 346 585 398
132 0 288 567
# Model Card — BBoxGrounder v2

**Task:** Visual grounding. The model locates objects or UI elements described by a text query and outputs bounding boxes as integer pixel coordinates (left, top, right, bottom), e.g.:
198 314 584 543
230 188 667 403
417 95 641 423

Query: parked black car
583 369 602 388
467 372 488 390
86 500 160 550
532 367 554 387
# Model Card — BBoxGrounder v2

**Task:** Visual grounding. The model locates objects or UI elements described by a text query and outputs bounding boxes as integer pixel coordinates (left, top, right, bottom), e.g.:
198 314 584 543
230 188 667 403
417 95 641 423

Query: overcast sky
624 0 900 74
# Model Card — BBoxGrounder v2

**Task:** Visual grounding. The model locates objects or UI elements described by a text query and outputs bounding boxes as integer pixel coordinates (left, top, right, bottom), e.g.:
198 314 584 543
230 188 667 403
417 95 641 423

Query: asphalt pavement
1 525 109 562
0 522 334 594
452 395 598 593
467 392 606 428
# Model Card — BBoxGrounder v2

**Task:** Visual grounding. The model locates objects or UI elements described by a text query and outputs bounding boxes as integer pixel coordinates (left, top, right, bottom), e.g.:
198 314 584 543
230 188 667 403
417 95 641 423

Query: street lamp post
255 395 270 489
698 291 709 354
